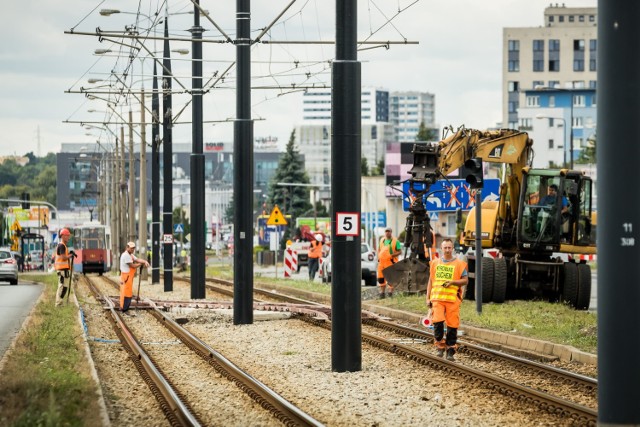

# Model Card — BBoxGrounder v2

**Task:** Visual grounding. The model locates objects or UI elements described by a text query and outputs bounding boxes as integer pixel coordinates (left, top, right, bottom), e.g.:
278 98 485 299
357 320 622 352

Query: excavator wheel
481 257 494 303
576 263 592 310
492 257 508 303
561 262 579 308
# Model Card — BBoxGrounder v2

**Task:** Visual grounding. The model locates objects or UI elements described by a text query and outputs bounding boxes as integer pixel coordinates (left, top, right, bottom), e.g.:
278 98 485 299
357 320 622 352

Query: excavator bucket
383 258 429 294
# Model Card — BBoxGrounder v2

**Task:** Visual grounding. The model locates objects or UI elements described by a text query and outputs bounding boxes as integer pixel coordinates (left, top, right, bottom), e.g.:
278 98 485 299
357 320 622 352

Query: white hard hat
315 234 323 242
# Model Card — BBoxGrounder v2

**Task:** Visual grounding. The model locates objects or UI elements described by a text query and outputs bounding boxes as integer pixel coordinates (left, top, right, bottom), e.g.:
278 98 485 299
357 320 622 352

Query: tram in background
71 225 111 274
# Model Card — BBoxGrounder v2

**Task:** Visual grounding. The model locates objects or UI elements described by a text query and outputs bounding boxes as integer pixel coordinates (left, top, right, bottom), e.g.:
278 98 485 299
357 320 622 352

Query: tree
266 130 313 247
416 121 439 142
267 130 312 219
371 158 385 176
361 157 370 176
576 133 596 164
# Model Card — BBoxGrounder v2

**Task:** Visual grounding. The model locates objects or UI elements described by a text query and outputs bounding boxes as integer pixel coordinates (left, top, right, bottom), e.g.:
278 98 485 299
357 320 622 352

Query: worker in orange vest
308 234 323 281
119 242 149 315
377 227 402 299
426 238 468 361
54 228 76 306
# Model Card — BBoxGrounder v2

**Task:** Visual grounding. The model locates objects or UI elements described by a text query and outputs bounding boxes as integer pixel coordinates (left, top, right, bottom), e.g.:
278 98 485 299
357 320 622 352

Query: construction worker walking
426 238 468 361
54 228 76 306
377 227 402 298
120 242 149 315
308 234 323 281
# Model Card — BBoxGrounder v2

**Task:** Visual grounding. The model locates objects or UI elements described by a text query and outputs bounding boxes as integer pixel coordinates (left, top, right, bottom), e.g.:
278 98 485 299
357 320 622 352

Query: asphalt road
0 281 44 360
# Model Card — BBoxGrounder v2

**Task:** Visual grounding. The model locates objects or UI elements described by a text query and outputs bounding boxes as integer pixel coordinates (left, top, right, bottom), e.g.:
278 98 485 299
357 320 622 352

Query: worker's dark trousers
433 321 458 347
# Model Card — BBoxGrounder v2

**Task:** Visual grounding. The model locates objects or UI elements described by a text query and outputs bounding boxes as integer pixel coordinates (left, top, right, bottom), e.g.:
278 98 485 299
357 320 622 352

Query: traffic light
464 158 484 189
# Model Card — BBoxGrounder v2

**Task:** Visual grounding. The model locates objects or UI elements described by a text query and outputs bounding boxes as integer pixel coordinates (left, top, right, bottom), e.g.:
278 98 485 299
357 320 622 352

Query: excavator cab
518 169 595 253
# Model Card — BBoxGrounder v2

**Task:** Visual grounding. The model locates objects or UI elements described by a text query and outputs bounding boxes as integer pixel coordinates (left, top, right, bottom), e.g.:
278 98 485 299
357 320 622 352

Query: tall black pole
233 0 254 324
190 1 206 299
598 1 640 424
151 63 161 284
162 19 174 292
474 190 482 314
331 0 362 372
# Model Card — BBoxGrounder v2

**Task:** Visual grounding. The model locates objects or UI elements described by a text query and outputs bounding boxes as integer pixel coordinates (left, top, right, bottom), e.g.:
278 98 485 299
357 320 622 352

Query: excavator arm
436 127 533 223
383 126 533 294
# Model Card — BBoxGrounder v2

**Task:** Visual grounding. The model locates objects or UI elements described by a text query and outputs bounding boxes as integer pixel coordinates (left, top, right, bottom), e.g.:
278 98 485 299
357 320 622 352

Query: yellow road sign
267 205 288 226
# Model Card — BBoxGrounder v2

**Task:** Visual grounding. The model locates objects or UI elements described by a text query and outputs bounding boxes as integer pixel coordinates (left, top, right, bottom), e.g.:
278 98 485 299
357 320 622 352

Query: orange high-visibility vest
54 243 70 271
309 240 323 259
378 237 399 264
429 258 467 302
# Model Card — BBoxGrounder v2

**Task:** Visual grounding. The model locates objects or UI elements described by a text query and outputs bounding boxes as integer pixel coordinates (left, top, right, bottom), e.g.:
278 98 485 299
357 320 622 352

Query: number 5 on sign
336 212 360 236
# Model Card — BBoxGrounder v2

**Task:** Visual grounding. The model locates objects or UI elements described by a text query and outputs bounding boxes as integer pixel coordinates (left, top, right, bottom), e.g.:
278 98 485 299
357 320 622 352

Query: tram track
204 274 597 425
80 274 323 427
86 272 596 425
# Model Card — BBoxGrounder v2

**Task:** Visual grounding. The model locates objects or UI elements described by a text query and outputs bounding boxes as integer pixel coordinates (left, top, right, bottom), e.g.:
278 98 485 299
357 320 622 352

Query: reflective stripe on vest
54 243 70 271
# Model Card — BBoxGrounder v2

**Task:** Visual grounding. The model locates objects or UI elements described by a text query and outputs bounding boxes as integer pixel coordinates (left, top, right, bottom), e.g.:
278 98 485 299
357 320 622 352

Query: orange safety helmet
59 228 71 237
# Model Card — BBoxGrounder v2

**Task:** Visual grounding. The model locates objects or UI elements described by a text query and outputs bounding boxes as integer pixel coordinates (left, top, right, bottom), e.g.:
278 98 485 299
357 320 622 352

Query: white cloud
0 0 596 156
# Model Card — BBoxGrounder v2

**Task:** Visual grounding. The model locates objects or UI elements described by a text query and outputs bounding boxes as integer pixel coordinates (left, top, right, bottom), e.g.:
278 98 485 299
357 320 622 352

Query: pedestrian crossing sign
267 205 287 226
174 223 184 233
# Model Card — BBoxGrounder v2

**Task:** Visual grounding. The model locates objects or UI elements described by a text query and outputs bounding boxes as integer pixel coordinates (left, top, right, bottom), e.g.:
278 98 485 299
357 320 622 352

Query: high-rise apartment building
297 87 393 186
389 91 436 142
502 5 597 129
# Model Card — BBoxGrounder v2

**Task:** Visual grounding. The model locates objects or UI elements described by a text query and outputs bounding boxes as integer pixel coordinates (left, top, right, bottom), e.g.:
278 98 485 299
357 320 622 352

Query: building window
533 80 544 89
574 60 585 71
559 15 564 22
589 59 597 71
549 60 560 71
569 15 575 22
508 101 518 113
533 60 544 72
589 15 595 22
508 40 520 51
525 96 540 107
533 40 544 51
548 80 560 88
592 93 597 106
589 80 597 89
573 116 584 128
508 121 518 129
508 81 519 92
549 139 554 149
574 39 585 51
520 118 532 130
508 60 520 72
549 39 560 52
574 95 586 107
549 95 555 107
572 80 585 88
549 15 554 22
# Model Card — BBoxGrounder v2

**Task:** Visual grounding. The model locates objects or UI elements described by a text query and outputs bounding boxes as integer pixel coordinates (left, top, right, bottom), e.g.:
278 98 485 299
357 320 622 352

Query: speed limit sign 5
335 212 360 236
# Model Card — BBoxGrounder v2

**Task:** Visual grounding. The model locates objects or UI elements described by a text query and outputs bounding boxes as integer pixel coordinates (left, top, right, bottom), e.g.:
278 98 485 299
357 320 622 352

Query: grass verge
220 265 597 354
0 274 104 426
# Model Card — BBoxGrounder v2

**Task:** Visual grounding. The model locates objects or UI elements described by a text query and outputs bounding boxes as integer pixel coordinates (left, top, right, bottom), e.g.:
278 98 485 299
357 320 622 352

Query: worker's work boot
436 348 445 358
388 291 394 298
446 348 456 362
378 293 386 299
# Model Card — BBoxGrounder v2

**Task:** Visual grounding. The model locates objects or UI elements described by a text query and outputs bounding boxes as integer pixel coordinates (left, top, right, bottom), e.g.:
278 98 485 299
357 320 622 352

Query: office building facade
502 5 597 129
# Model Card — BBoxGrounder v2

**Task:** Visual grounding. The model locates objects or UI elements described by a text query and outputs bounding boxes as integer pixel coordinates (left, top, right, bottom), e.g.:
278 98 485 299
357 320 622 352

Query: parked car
0 248 19 285
320 242 378 286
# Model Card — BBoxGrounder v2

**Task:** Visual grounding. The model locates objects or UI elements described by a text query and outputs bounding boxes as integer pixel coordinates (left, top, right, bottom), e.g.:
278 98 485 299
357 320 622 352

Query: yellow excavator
384 126 596 309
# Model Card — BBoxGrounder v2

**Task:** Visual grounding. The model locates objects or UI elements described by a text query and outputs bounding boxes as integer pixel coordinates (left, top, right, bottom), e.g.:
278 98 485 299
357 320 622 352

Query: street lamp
535 114 567 168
